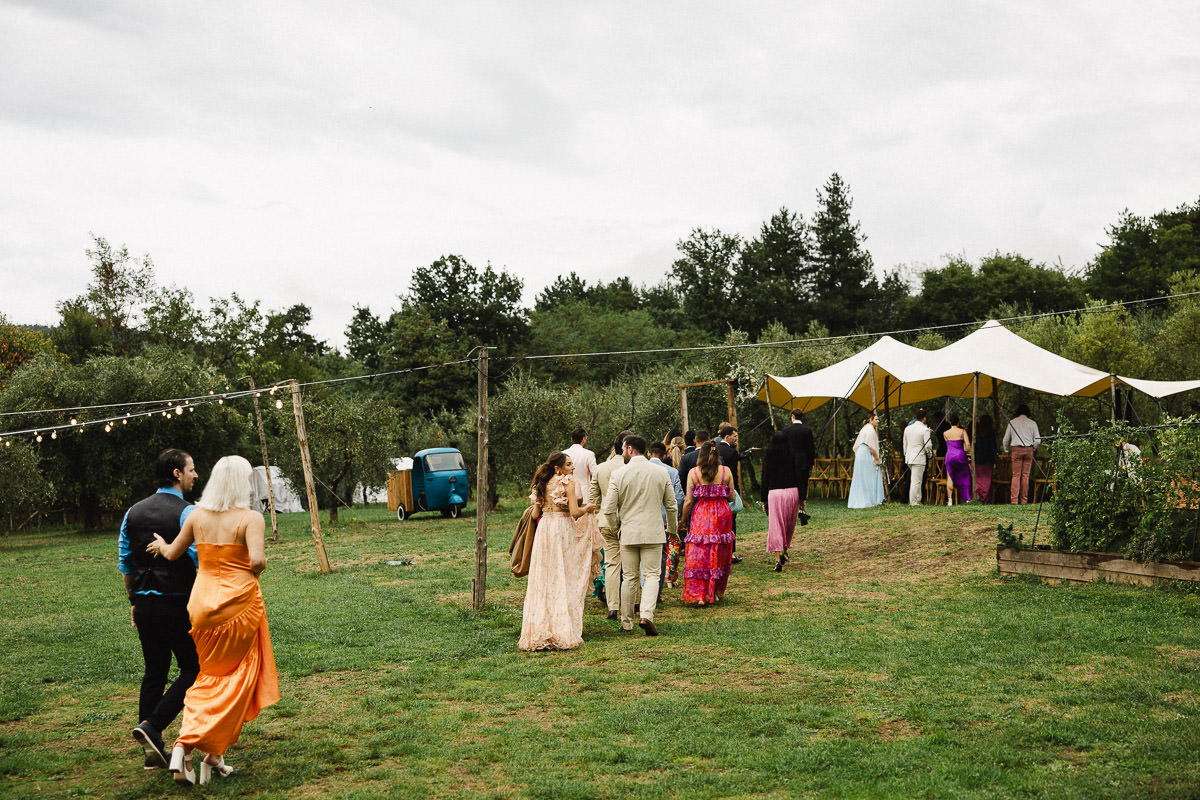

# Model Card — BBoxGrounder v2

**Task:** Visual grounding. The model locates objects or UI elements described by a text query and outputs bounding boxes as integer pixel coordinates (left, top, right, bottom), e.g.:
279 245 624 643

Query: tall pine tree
811 174 878 334
733 207 815 335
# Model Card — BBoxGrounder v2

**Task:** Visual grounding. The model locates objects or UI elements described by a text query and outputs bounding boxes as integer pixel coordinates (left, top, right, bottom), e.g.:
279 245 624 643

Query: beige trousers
600 526 622 612
620 543 662 626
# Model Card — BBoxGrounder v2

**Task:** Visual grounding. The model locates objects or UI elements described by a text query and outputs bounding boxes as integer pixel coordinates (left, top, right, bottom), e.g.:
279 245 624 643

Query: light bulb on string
70 417 77 426
50 430 57 440
105 423 112 433
35 433 42 442
275 399 284 409
175 406 183 416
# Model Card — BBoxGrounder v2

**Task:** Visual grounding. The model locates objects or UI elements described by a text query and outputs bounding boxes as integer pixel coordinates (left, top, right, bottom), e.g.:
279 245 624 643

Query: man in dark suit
715 424 742 562
782 409 816 524
677 429 707 482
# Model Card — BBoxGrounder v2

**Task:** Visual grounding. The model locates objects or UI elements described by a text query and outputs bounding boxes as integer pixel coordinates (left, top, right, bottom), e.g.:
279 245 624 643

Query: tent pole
870 363 890 498
1110 375 1117 424
970 373 979 501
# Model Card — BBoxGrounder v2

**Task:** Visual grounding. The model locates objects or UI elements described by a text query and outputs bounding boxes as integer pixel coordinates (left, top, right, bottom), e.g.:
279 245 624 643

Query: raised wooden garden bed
996 545 1200 586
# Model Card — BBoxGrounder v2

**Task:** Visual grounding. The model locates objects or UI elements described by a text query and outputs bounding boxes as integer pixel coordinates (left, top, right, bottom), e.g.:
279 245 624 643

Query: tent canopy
759 320 1200 412
755 336 928 413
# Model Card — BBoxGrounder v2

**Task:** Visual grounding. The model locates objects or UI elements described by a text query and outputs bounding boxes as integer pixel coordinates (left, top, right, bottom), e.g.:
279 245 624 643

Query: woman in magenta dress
681 442 735 606
942 412 972 503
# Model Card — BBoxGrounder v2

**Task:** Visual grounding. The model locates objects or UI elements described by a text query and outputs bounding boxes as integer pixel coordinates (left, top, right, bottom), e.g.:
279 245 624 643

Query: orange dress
175 529 279 756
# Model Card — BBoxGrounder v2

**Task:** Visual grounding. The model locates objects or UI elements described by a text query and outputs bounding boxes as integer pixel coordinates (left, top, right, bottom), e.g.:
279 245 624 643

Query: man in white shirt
1003 404 1041 504
563 428 597 499
902 408 935 506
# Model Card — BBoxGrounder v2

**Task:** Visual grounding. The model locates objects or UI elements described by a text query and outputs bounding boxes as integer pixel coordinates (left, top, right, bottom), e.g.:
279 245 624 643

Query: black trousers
133 595 199 733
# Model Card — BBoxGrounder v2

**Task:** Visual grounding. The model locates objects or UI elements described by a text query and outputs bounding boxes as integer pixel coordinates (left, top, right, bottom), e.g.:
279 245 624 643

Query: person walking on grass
601 436 678 636
589 430 632 620
119 448 201 772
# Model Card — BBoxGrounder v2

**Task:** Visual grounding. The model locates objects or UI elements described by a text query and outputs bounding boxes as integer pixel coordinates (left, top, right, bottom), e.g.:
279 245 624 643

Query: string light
174 406 183 416
35 434 42 442
275 399 284 409
104 423 112 433
70 417 78 426
50 430 57 440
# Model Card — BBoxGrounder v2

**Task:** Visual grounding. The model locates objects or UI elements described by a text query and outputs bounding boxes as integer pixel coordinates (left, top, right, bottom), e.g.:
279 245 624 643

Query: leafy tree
258 304 329 383
811 174 879 334
907 252 1085 328
345 305 389 371
732 207 815 335
56 234 156 356
0 349 248 528
0 314 55 386
143 286 204 352
526 303 686 384
199 293 266 377
534 272 592 312
0 439 54 525
672 228 741 335
402 255 527 353
1086 199 1200 302
271 390 399 523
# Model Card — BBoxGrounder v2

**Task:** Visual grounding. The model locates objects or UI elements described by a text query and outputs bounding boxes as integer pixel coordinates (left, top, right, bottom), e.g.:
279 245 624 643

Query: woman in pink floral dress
680 442 735 606
519 452 598 651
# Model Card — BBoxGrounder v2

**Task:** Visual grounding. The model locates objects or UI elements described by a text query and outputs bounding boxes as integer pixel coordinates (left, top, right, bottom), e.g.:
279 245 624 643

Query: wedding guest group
146 455 279 785
119 449 201 772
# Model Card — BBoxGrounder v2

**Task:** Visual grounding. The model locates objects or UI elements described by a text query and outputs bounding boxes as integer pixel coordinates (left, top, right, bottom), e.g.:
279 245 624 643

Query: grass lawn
2 498 1200 799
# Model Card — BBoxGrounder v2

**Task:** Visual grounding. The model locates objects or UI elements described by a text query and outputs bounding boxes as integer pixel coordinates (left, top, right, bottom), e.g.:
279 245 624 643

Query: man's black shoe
731 555 743 564
133 722 168 769
639 618 659 636
606 610 619 621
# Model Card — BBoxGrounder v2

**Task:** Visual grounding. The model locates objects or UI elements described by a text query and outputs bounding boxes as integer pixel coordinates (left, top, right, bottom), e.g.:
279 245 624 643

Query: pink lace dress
518 474 596 651
681 468 735 605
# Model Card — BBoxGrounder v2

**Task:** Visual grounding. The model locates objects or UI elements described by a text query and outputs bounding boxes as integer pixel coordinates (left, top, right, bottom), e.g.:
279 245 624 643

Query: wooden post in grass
248 376 280 542
472 347 490 611
970 373 979 498
679 387 689 433
290 380 331 574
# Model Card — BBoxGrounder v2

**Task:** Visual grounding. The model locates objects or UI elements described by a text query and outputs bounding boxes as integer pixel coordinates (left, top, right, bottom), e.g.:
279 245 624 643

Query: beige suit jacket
600 455 677 546
589 453 625 531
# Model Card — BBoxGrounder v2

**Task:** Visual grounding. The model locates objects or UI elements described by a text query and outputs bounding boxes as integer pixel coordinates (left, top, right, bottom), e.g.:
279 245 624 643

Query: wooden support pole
679 388 689 433
472 347 490 611
1110 375 1117 424
290 380 331 574
970 373 979 498
727 382 742 491
248 377 280 542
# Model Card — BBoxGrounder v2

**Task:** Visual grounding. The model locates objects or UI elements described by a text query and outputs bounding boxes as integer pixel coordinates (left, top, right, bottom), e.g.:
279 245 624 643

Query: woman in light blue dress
847 413 885 509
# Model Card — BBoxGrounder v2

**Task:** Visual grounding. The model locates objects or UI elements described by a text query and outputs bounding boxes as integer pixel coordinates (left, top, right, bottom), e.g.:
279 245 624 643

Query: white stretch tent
250 466 305 513
759 320 1200 412
755 336 928 413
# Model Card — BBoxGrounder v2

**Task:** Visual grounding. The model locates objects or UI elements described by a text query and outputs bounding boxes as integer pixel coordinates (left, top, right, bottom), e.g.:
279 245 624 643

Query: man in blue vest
118 449 200 771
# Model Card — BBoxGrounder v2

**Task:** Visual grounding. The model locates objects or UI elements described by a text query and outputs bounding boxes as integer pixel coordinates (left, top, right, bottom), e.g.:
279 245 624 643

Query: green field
2 499 1199 799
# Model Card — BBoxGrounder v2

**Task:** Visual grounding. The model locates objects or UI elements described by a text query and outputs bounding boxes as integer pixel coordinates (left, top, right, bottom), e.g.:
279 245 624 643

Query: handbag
730 490 744 514
509 506 538 577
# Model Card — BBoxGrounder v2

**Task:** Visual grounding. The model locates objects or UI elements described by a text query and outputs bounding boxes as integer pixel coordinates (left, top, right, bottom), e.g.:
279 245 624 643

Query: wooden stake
290 381 331 574
248 377 279 542
472 347 490 611
679 387 689 433
727 382 742 491
970 373 979 498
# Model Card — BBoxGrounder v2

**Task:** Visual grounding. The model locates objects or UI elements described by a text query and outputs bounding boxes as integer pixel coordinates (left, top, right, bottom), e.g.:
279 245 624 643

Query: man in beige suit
588 430 632 621
600 435 678 636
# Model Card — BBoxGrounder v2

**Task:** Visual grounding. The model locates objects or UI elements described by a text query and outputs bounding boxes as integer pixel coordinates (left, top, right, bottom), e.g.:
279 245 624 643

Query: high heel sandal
169 745 195 785
199 755 234 784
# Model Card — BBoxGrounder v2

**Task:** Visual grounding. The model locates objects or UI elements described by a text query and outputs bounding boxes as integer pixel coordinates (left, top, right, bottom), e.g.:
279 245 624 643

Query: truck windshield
424 452 465 472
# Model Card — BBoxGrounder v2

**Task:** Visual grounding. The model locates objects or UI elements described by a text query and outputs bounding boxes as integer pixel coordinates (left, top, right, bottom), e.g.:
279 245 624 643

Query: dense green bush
1049 417 1200 561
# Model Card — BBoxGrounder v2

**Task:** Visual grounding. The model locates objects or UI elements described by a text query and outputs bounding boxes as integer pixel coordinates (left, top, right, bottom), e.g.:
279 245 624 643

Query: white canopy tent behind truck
250 466 305 513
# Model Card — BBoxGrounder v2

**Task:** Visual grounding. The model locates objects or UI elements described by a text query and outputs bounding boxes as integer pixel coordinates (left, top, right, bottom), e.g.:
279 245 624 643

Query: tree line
1 175 1198 527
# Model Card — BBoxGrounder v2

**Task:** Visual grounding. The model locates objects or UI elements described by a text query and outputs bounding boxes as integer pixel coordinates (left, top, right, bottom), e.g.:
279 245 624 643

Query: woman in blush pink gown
519 452 598 651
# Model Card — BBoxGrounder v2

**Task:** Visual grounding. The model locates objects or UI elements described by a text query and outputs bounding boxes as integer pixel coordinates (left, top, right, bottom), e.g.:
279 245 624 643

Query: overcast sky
2 1 1198 348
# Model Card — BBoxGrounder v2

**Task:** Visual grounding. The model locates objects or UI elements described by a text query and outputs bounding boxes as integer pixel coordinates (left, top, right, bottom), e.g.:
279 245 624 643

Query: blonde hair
197 455 253 512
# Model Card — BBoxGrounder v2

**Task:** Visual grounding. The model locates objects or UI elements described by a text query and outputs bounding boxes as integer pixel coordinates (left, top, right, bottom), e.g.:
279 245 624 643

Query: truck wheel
448 504 462 519
396 506 407 522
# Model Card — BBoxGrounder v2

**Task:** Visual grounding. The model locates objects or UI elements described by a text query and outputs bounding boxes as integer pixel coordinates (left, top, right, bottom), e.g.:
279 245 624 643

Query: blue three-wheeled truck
387 447 469 521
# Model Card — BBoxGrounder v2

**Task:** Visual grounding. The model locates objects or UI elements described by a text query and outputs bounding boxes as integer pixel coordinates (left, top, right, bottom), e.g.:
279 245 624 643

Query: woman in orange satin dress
148 455 279 785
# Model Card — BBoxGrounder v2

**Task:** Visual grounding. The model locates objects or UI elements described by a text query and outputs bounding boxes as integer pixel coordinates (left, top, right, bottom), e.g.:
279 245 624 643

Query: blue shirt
649 457 685 527
118 488 198 594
